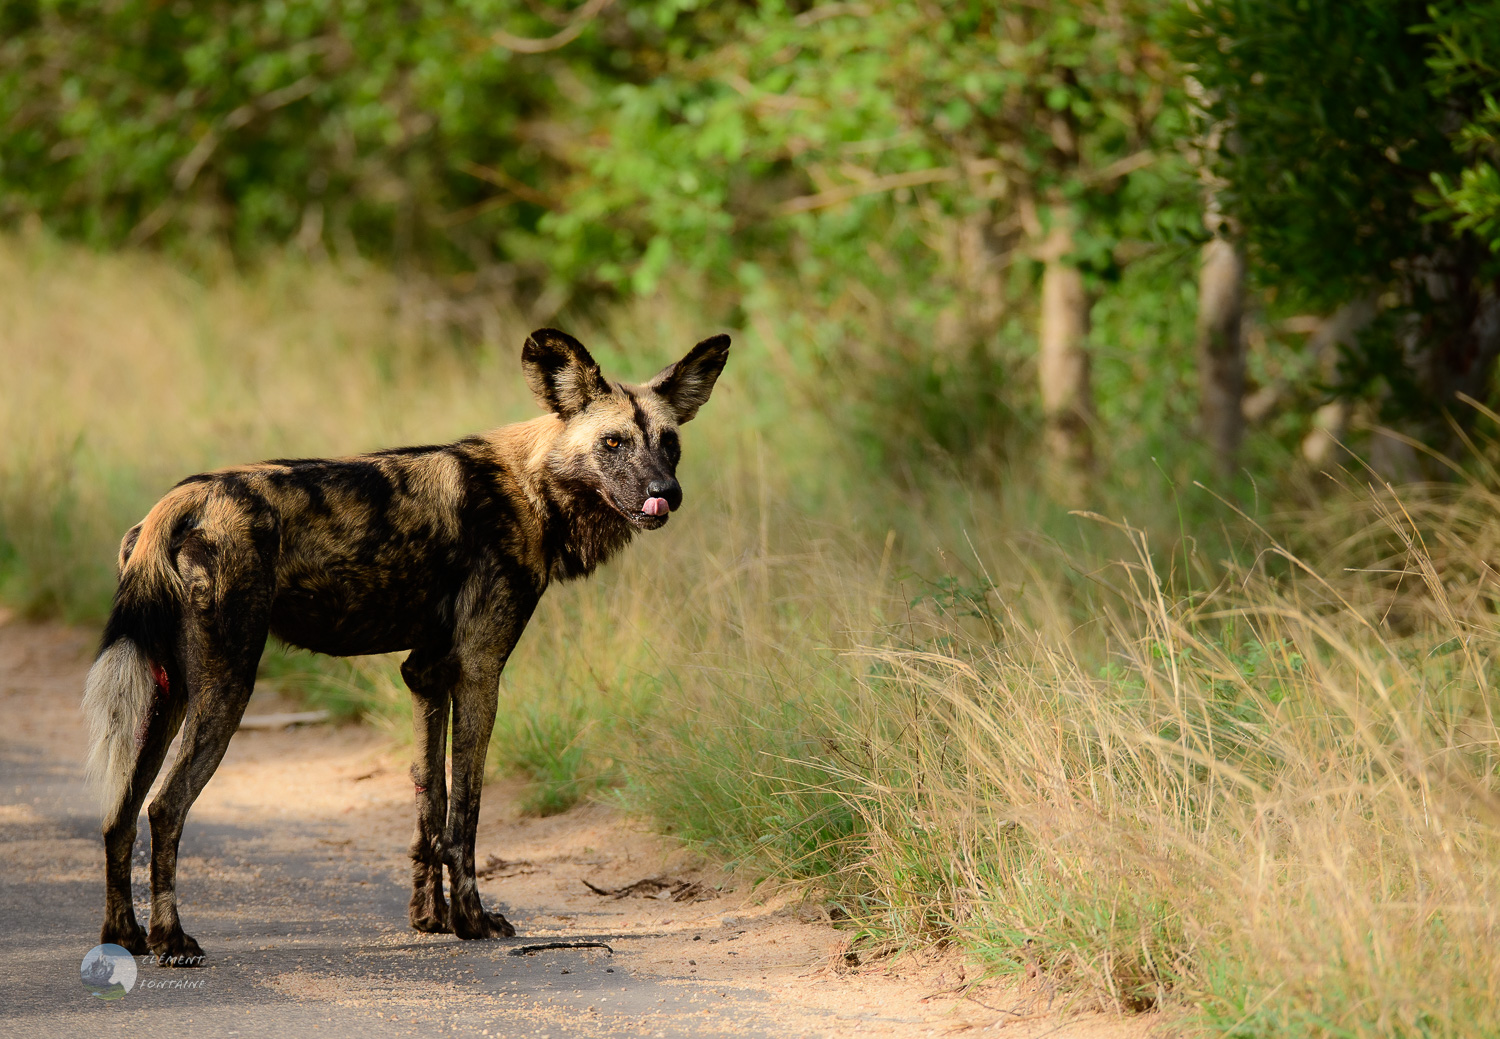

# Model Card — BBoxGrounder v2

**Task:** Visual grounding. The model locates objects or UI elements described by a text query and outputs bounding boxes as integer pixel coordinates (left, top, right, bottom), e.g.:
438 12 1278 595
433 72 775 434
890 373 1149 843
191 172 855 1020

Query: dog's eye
603 435 621 451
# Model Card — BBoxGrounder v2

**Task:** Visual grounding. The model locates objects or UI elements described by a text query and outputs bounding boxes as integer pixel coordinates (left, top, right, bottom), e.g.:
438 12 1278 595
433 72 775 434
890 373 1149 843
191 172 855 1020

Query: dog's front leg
443 656 515 939
437 578 538 939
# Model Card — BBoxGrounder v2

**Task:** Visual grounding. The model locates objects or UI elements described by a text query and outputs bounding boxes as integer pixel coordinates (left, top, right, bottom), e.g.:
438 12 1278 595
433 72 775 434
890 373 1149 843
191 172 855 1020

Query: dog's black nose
647 478 682 511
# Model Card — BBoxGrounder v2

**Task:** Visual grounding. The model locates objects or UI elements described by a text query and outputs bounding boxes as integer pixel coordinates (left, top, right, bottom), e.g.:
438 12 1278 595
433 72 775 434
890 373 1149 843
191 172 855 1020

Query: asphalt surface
0 736 776 1039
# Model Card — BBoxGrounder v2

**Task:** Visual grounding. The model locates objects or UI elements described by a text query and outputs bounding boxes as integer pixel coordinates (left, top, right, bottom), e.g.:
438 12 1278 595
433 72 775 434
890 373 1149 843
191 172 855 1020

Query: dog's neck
476 415 635 582
539 482 635 582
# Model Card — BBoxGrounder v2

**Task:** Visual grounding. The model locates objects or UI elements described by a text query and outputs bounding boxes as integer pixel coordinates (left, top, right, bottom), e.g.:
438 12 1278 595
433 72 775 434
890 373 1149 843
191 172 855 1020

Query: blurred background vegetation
4 2 1500 1036
4 0 1497 488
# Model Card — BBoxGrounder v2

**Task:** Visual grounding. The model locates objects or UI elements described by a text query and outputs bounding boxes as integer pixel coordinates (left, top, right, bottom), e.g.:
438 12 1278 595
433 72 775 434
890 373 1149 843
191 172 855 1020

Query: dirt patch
0 616 1177 1037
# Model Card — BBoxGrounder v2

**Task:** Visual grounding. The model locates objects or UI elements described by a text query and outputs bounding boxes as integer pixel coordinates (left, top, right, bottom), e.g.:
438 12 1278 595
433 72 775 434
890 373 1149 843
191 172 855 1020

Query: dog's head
522 328 729 530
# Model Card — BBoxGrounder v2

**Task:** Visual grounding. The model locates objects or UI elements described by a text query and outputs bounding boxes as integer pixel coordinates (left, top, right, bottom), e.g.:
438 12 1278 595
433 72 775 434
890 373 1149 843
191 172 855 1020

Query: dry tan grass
809 497 1500 1034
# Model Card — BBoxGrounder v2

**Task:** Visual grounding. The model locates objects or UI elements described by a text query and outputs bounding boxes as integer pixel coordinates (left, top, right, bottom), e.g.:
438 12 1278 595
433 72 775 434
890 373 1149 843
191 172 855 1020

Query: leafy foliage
0 2 1194 292
0 0 566 267
1423 4 1500 255
1176 1 1463 304
545 1 1195 289
1176 0 1500 430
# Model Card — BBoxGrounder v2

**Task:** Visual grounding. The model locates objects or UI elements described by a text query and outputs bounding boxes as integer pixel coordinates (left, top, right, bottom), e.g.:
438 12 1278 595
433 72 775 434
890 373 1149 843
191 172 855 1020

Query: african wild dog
82 328 729 965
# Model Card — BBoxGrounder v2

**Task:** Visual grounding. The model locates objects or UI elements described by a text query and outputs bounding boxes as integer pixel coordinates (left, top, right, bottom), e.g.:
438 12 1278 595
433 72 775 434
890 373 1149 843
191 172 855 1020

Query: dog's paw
101 918 149 957
480 910 517 939
453 906 516 940
409 890 452 934
148 927 207 968
410 911 453 934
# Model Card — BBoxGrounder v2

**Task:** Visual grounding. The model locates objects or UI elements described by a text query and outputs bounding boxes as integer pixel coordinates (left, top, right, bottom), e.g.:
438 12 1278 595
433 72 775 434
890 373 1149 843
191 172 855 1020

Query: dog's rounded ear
648 334 730 424
522 328 607 419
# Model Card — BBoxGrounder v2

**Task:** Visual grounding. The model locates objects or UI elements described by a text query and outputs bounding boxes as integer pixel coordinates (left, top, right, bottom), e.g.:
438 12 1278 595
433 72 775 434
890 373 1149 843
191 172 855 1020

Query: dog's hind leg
145 634 265 965
145 534 274 967
100 671 187 954
401 648 456 934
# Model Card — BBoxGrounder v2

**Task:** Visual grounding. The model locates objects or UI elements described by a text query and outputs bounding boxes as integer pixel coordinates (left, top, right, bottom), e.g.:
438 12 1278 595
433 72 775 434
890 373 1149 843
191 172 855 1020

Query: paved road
1 732 781 1039
0 607 795 1039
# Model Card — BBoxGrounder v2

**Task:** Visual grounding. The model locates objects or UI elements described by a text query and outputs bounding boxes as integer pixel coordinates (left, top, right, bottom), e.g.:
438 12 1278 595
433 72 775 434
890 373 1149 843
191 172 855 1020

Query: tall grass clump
752 487 1500 1035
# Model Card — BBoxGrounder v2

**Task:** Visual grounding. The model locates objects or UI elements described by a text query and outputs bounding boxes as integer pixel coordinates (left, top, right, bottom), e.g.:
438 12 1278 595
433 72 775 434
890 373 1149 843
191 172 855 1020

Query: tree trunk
1037 214 1094 501
1195 236 1246 478
1185 75 1249 482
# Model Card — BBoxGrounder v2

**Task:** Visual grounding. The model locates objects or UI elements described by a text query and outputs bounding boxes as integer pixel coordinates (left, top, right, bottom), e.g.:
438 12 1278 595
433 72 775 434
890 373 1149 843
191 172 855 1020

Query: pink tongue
643 497 670 517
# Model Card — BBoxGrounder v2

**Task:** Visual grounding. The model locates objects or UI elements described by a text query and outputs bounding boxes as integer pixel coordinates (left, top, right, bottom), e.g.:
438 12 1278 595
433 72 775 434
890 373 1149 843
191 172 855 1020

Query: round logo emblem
81 943 138 1000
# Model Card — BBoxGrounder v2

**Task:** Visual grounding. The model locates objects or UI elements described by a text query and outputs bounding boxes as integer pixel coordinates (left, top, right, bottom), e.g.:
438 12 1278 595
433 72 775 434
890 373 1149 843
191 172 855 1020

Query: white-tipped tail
83 640 155 821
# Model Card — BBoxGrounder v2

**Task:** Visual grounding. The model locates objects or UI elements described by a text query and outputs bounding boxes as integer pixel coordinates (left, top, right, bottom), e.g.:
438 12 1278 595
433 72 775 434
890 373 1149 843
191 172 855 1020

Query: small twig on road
238 710 330 731
477 854 535 879
508 941 613 956
582 875 716 902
